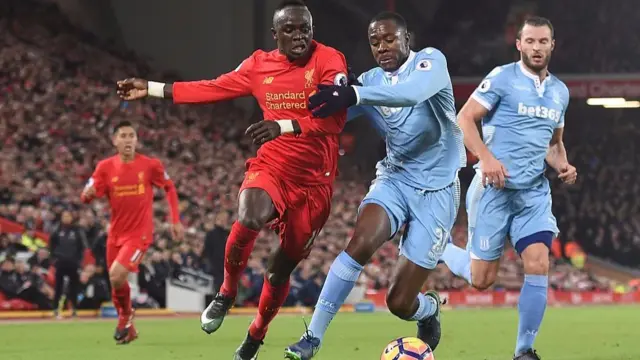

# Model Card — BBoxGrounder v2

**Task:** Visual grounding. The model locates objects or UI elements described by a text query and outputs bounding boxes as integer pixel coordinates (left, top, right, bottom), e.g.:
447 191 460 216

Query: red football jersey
85 153 180 243
172 41 348 185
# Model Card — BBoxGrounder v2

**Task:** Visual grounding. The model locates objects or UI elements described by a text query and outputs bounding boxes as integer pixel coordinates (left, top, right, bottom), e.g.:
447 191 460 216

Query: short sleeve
319 50 348 85
471 66 506 111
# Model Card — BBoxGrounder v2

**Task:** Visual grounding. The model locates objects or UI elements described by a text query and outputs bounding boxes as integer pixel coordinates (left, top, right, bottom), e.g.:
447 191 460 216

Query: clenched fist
116 78 149 101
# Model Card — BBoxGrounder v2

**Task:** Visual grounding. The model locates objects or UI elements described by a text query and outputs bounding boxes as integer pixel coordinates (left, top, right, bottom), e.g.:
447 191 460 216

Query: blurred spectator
77 264 110 309
138 250 170 307
49 210 85 316
203 211 230 293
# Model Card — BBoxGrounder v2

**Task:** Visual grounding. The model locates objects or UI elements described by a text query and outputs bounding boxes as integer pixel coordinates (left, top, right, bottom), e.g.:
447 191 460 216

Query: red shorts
240 162 332 261
106 233 152 272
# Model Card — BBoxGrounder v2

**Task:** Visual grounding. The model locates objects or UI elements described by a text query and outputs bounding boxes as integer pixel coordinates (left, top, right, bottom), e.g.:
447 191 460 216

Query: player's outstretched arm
353 49 449 107
116 54 256 104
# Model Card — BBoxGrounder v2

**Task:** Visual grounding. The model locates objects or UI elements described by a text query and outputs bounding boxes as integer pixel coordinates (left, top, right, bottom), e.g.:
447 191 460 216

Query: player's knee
237 212 268 231
522 249 550 275
470 274 495 291
266 271 288 286
470 268 497 291
109 271 127 289
109 266 128 289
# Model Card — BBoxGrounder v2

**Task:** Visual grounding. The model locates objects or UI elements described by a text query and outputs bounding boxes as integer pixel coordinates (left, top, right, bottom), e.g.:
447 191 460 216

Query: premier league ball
380 337 435 360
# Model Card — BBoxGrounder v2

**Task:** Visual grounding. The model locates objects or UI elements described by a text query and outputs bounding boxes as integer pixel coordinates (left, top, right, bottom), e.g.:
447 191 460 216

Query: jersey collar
517 61 552 87
384 51 416 77
517 61 552 97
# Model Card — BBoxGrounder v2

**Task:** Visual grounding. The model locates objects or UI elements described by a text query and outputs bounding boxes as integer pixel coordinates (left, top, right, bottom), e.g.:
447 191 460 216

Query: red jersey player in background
81 120 183 345
116 1 347 358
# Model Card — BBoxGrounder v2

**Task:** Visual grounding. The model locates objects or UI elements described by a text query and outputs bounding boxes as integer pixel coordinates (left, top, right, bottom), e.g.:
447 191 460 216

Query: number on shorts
429 226 449 259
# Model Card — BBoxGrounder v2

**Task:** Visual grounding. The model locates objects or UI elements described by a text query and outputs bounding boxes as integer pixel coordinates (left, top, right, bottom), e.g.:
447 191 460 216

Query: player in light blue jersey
284 11 465 360
440 17 577 360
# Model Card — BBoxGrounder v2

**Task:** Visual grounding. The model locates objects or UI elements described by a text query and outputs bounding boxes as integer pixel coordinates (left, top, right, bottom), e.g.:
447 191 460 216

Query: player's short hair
517 16 554 39
112 120 135 135
370 11 408 31
275 0 307 12
273 0 309 27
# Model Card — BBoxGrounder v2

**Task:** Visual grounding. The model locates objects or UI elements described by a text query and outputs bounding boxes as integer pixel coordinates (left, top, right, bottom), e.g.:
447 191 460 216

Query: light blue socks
441 243 472 283
515 274 548 355
307 251 363 344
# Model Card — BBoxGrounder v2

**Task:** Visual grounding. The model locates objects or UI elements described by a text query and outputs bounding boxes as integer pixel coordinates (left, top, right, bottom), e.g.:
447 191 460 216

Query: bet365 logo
517 102 561 122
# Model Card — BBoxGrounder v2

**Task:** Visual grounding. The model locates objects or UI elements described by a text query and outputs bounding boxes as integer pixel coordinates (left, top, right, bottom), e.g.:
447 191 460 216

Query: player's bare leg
469 259 501 290
387 256 442 350
285 204 390 360
109 261 138 344
201 188 277 335
236 247 300 360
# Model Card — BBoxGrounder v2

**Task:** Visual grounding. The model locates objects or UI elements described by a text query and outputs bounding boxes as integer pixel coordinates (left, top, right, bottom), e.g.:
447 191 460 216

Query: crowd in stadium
0 0 637 310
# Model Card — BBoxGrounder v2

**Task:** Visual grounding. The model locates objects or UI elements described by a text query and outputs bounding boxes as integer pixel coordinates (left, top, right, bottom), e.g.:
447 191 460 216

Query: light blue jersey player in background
440 17 577 360
284 11 465 360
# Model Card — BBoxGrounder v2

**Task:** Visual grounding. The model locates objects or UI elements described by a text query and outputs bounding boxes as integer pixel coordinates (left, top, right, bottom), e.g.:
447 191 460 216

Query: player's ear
550 39 555 52
515 38 522 52
271 28 277 41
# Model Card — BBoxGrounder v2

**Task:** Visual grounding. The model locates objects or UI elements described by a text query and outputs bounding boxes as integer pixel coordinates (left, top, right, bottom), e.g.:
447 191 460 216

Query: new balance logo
517 103 561 122
263 76 274 84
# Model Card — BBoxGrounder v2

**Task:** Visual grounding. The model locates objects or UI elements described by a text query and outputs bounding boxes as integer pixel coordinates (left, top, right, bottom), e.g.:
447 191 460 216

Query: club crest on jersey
304 68 315 88
416 59 432 71
517 103 561 122
333 72 348 86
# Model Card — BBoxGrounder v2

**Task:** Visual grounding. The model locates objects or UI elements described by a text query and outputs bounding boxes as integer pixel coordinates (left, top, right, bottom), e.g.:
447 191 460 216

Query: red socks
220 221 290 341
112 282 131 326
220 221 260 298
248 276 291 340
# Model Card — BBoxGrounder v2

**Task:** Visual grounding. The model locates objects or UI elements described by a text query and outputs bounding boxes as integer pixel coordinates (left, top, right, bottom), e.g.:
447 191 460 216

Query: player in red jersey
81 120 183 345
115 1 347 358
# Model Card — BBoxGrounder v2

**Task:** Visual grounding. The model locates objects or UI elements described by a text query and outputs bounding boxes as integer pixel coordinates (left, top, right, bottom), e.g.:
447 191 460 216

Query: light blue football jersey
347 47 466 191
471 61 570 189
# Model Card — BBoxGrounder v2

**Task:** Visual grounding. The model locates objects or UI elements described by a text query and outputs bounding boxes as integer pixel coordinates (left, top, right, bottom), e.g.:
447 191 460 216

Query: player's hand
245 121 282 145
309 84 357 118
557 163 577 184
347 66 362 86
116 78 149 100
171 222 185 241
480 154 509 189
82 185 96 199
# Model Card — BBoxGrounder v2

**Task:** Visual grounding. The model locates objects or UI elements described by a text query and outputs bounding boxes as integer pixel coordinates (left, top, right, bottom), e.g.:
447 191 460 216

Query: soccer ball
381 337 434 360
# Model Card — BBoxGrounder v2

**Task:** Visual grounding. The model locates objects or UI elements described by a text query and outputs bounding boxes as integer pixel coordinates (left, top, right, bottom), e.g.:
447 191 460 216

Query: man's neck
119 153 135 163
522 62 549 81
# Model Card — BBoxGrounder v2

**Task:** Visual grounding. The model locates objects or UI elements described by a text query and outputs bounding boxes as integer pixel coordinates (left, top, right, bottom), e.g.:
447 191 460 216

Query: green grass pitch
1 306 638 360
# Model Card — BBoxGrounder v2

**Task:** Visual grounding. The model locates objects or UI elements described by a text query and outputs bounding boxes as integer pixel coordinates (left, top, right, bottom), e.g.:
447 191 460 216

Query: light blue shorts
466 172 559 261
360 177 460 270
